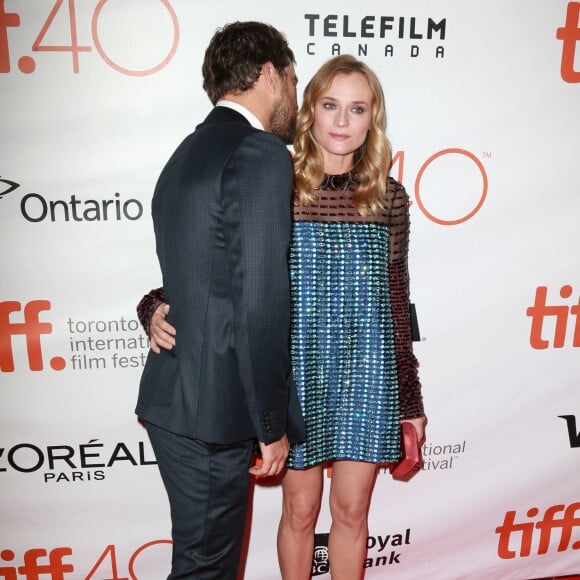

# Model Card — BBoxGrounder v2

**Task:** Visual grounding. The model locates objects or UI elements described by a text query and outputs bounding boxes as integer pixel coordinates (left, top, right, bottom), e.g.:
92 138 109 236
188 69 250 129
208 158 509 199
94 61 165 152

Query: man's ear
261 61 279 93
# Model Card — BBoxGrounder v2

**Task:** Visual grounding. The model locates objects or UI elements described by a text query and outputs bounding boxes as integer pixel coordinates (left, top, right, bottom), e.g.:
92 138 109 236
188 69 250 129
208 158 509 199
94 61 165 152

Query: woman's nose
334 109 349 127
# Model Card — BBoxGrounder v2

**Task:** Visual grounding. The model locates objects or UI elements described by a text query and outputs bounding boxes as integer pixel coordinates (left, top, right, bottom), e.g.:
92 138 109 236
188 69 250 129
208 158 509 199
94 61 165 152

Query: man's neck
220 92 270 132
216 99 265 131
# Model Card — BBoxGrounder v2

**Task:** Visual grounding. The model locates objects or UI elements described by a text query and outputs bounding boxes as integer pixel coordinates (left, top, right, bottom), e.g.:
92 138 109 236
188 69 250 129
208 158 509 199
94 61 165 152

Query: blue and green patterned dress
286 174 423 469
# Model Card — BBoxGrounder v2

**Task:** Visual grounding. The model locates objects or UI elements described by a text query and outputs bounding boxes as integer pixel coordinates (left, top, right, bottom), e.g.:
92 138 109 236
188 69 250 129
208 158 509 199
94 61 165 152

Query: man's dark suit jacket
136 107 304 445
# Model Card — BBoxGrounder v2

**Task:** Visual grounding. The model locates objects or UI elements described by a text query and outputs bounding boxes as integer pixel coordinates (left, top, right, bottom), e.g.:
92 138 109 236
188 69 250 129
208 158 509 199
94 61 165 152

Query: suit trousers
146 422 254 579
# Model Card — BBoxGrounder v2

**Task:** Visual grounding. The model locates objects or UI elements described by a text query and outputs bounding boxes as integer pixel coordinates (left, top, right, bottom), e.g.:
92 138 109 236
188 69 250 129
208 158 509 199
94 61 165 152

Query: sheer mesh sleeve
136 287 166 338
385 178 425 419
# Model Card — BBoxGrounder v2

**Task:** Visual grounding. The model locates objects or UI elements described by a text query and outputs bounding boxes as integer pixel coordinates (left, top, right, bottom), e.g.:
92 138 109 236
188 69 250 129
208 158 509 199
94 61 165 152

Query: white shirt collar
216 100 265 131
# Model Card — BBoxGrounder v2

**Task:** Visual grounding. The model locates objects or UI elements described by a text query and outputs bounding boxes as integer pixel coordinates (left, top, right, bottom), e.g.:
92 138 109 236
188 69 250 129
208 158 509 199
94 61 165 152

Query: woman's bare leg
328 461 377 580
277 465 324 580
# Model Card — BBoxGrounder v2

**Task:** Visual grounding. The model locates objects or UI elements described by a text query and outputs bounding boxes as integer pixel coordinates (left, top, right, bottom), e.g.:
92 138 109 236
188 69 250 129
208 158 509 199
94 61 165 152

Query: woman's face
311 72 373 173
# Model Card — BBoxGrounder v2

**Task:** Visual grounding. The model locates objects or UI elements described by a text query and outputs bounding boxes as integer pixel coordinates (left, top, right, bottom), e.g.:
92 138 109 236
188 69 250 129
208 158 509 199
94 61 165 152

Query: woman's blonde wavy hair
293 54 391 216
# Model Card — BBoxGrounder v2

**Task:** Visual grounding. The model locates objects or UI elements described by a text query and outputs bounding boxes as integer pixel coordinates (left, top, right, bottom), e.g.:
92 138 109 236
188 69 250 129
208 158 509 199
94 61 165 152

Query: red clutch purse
389 422 423 481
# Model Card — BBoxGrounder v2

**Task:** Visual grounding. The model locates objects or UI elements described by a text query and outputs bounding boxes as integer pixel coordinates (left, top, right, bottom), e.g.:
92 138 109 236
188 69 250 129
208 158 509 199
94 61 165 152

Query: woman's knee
282 496 321 534
329 499 368 530
281 467 323 534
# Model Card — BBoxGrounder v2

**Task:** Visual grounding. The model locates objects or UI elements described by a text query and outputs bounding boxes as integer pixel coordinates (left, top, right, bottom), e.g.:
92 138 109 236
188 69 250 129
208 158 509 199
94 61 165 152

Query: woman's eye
352 107 365 114
322 102 335 110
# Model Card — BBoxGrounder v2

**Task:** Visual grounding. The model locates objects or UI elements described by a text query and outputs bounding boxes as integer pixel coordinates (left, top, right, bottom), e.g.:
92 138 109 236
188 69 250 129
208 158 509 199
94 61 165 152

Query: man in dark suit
135 21 304 579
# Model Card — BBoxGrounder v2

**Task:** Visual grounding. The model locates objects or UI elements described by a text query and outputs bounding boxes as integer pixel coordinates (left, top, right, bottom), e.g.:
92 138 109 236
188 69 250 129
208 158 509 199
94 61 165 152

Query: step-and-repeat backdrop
1 1 579 578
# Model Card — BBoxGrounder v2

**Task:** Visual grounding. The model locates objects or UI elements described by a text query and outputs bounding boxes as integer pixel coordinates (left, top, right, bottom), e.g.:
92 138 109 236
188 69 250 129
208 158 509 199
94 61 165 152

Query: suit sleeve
221 132 293 443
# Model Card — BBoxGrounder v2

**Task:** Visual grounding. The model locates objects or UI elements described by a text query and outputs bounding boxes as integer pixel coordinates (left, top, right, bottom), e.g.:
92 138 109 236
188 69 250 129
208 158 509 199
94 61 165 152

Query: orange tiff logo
496 503 580 559
0 548 73 579
557 2 580 82
0 300 65 372
526 286 580 349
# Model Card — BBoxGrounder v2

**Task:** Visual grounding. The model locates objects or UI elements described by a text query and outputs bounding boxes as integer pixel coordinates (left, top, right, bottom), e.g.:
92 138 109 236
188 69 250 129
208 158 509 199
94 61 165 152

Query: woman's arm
386 179 426 441
137 287 176 353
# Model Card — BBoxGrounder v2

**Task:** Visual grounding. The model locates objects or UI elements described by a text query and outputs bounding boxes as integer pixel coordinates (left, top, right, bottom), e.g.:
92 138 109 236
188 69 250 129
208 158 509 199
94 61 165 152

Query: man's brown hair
202 21 295 105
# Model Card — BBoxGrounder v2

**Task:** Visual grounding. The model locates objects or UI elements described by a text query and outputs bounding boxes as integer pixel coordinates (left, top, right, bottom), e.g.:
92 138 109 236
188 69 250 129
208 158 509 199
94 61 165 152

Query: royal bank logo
312 533 330 576
311 529 412 574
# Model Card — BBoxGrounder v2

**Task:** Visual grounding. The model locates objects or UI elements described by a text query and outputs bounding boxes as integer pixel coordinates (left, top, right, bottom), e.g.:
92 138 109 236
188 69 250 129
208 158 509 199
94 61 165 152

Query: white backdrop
1 1 579 578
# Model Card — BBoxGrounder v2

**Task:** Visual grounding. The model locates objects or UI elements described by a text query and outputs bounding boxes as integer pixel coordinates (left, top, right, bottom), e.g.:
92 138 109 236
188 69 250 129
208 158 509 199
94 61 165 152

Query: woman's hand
400 416 427 446
149 303 176 353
